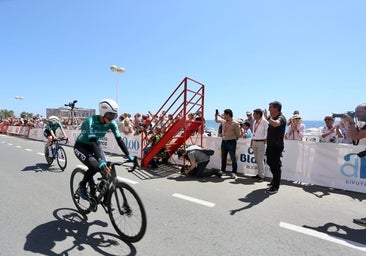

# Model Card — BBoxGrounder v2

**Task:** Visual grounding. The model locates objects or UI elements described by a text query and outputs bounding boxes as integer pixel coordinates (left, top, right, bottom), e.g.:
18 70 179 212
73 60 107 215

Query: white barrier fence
6 126 366 194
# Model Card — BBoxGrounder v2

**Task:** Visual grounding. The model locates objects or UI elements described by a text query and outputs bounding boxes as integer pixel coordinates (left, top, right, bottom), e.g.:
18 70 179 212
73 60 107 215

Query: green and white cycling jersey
76 115 121 144
45 121 64 133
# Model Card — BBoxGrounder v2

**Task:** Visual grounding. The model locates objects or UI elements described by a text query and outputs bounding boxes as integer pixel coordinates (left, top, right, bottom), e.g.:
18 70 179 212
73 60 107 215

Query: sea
204 120 324 131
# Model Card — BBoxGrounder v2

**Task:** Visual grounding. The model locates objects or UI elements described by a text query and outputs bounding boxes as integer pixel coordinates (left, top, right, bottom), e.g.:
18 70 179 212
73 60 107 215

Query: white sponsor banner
28 128 46 141
7 126 30 136
205 137 366 193
22 128 366 193
28 128 142 158
205 137 270 176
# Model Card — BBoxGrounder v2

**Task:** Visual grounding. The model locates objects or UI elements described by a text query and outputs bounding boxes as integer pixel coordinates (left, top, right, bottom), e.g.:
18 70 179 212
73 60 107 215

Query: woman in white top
285 114 305 141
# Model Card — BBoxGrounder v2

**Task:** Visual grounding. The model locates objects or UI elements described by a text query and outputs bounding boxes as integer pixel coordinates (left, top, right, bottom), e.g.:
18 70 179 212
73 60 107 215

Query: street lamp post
110 65 125 104
15 96 24 117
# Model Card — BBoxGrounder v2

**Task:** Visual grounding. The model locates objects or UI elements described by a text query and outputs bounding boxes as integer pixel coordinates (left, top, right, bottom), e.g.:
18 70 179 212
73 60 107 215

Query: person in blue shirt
44 116 68 156
73 99 135 200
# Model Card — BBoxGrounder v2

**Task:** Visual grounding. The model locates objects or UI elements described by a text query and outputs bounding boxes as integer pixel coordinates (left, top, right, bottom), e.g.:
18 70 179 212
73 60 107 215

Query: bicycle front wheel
70 168 91 215
56 146 67 170
107 182 147 243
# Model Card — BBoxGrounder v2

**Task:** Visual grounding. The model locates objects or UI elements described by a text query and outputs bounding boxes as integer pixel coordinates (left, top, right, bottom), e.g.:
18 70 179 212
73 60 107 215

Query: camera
332 111 355 119
329 136 337 143
65 100 78 109
357 149 366 158
215 109 219 116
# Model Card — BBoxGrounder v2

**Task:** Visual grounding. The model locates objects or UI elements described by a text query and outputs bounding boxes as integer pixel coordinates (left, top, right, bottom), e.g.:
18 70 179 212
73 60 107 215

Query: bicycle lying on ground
44 137 68 170
70 158 147 243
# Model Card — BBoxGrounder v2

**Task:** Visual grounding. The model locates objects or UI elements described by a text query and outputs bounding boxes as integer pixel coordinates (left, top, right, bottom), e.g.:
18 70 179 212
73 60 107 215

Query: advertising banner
20 128 366 193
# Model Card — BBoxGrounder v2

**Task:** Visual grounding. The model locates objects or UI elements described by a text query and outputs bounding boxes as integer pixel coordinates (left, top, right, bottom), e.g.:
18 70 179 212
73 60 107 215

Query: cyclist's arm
60 127 68 139
116 136 130 157
110 120 132 158
49 126 57 139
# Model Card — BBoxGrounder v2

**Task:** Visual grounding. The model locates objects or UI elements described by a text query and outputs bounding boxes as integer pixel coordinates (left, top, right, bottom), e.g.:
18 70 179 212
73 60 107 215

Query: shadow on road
20 163 62 173
23 207 136 256
229 188 270 215
280 179 366 202
303 222 366 246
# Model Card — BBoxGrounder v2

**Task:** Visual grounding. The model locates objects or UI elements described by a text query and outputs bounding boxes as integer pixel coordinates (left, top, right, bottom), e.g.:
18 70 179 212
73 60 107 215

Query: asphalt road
1 134 366 256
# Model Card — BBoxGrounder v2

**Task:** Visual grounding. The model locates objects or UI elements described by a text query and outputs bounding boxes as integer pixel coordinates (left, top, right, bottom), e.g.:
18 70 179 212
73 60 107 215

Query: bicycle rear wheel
56 146 67 170
107 182 147 243
44 144 53 165
70 168 91 215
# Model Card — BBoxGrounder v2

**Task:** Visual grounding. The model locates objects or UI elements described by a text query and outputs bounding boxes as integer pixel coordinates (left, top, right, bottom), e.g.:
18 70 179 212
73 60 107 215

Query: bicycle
70 158 147 243
44 137 68 171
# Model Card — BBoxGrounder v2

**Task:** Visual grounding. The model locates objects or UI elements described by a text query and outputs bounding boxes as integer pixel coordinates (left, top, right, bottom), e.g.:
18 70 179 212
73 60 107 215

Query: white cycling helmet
99 99 118 119
48 115 59 124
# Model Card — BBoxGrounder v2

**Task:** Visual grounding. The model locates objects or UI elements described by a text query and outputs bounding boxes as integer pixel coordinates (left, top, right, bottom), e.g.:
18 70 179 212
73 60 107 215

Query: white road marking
16 146 22 148
117 176 139 185
280 222 366 252
25 149 32 151
172 193 215 207
7 143 12 146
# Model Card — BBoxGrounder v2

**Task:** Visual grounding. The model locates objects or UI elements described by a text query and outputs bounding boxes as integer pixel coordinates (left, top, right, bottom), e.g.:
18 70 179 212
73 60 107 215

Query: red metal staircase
140 77 205 168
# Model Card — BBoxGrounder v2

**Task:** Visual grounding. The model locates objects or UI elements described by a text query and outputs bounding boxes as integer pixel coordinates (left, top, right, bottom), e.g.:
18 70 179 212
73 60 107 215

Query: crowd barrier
3 125 366 193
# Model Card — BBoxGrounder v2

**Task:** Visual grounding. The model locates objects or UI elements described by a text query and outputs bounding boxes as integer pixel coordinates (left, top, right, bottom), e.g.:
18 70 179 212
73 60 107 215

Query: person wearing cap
287 110 300 126
319 115 343 143
177 145 222 178
285 114 305 141
245 111 254 132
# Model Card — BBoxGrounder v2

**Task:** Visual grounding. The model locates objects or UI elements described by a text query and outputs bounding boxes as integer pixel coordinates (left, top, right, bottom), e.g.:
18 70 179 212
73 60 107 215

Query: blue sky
0 0 365 120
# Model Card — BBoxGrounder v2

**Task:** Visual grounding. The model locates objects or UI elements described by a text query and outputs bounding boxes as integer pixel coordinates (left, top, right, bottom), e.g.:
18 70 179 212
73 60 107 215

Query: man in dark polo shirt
343 103 366 226
263 101 287 194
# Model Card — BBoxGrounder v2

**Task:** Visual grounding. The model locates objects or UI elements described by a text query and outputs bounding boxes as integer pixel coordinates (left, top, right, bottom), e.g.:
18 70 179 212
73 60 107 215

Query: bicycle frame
88 167 116 213
45 137 68 170
70 160 147 242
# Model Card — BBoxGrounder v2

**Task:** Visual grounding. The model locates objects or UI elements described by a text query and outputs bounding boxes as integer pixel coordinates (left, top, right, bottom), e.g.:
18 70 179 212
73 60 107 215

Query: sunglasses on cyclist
104 112 118 121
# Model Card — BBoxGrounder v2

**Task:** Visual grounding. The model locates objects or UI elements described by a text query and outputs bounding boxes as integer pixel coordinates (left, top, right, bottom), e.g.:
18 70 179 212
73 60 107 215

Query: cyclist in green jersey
73 99 135 200
44 116 68 156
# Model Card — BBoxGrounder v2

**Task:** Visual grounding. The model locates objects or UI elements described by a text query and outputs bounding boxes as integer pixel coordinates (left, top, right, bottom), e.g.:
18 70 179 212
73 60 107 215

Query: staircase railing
140 77 205 168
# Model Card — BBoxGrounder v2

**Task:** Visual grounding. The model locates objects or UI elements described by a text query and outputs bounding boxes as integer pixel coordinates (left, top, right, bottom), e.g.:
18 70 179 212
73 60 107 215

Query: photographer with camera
319 115 343 143
342 103 366 226
342 104 366 145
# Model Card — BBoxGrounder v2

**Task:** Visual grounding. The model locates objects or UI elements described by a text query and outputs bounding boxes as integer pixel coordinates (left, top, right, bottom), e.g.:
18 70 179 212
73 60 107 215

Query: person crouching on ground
177 145 222 178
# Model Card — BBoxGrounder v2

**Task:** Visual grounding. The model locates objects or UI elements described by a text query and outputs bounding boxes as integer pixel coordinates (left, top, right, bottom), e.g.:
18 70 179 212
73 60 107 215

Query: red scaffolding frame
140 77 205 168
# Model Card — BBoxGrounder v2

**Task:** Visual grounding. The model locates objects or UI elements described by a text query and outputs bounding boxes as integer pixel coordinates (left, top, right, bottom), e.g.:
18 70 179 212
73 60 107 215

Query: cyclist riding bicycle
44 116 68 156
73 99 136 201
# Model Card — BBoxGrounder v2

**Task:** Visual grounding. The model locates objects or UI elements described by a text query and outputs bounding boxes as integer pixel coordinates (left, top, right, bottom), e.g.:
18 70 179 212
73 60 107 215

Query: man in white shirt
250 108 269 182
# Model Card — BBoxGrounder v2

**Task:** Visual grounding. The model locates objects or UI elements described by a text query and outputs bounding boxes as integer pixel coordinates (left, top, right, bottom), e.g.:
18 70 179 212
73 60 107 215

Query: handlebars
51 137 69 144
107 156 139 172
